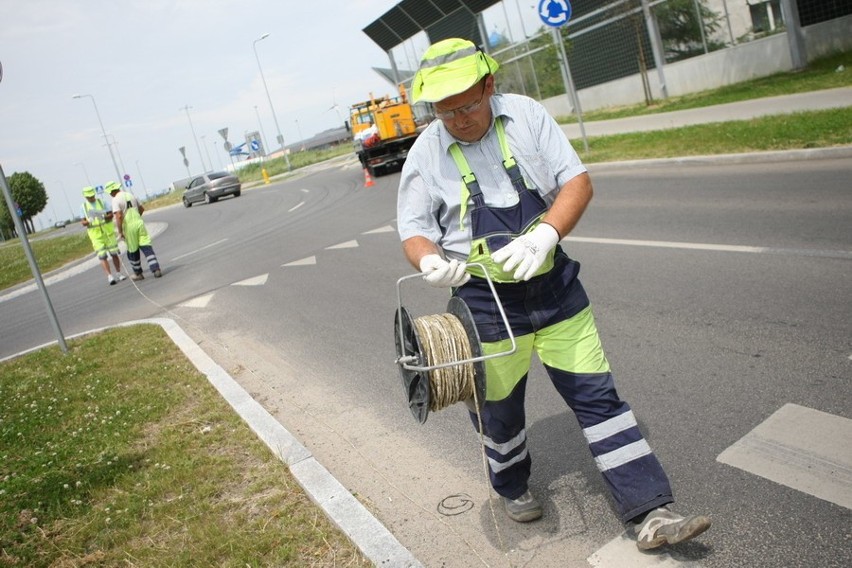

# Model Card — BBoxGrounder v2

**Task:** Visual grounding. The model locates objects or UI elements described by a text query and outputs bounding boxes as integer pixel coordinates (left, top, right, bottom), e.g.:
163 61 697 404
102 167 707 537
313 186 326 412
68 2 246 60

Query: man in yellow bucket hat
397 37 710 550
80 186 126 285
108 181 161 280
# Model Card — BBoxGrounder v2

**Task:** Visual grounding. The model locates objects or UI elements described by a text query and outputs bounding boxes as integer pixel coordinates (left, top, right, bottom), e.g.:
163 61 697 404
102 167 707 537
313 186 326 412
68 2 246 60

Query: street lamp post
74 161 93 187
294 119 304 151
200 135 214 172
253 33 291 171
72 94 123 182
56 179 74 221
212 140 225 170
105 134 128 180
180 105 207 172
135 160 150 199
254 105 270 155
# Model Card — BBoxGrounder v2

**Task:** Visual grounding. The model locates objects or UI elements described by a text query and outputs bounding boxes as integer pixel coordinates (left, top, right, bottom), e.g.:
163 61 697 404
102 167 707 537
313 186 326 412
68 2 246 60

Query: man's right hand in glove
419 254 471 288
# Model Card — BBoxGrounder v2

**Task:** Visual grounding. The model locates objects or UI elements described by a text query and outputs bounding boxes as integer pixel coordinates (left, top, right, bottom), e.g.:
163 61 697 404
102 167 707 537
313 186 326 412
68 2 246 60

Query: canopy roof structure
362 0 502 53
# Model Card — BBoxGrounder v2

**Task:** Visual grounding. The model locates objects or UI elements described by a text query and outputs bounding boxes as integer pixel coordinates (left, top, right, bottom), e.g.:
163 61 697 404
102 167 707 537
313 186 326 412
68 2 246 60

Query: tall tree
0 191 12 239
7 171 48 235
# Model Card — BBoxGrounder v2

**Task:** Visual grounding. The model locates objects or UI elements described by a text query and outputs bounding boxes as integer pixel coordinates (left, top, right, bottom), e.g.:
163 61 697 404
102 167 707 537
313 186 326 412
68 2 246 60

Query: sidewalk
560 86 852 139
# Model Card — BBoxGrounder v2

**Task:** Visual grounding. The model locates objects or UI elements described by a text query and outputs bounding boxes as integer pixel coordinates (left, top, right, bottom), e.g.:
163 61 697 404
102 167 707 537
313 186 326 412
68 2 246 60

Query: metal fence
487 0 849 107
797 0 852 26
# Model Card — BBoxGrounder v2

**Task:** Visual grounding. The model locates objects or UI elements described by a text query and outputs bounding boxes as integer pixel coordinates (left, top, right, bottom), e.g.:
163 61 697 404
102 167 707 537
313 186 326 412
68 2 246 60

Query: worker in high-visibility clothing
80 186 126 285
107 181 161 280
397 38 710 550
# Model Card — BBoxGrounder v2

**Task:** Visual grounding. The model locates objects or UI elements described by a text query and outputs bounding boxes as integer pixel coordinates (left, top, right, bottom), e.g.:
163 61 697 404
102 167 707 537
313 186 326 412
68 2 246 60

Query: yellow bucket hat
82 186 96 197
411 38 499 103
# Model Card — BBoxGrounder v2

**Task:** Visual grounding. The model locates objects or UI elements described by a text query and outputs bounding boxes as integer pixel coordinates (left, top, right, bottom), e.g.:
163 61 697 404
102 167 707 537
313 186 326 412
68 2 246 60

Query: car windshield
208 172 230 180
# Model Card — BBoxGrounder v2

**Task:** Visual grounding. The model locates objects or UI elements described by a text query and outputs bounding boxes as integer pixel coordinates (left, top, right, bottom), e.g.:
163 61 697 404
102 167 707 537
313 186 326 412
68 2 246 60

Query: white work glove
491 223 560 281
419 254 471 288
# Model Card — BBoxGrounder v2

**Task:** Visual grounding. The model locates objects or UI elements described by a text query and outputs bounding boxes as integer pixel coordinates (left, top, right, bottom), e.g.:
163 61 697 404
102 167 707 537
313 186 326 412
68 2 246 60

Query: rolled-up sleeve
530 99 586 197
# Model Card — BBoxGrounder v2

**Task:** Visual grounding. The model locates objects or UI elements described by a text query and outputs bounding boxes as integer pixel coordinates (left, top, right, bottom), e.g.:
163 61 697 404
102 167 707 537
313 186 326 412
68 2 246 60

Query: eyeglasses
433 80 487 121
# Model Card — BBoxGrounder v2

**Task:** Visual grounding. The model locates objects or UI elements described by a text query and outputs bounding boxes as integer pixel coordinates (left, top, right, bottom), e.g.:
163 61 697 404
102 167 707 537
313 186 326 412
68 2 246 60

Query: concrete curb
0 318 423 568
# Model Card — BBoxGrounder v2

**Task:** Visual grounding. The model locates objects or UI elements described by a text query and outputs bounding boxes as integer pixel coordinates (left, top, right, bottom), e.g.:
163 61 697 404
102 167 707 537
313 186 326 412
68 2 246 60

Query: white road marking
232 274 268 286
588 533 702 567
363 225 396 235
326 239 359 250
171 238 228 261
288 201 305 212
300 188 309 193
565 236 852 259
178 293 214 308
717 403 852 510
283 256 316 267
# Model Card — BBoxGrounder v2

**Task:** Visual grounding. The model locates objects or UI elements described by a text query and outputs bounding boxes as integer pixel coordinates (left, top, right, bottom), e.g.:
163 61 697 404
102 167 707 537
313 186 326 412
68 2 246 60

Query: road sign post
538 0 588 152
0 164 68 352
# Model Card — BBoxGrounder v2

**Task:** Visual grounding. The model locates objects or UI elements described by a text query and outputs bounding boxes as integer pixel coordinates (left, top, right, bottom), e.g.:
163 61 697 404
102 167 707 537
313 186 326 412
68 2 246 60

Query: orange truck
350 87 422 177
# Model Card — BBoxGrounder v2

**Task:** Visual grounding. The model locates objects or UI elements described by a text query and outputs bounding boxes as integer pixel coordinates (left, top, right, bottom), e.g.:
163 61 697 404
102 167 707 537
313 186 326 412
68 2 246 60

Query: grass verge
579 107 852 163
557 50 851 123
0 233 92 291
0 324 371 567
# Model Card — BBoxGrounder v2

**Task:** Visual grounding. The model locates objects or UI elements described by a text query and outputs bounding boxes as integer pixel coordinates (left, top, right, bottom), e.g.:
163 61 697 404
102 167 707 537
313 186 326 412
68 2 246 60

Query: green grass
0 325 371 567
140 189 183 211
236 145 352 183
557 50 852 123
579 107 852 163
0 232 92 290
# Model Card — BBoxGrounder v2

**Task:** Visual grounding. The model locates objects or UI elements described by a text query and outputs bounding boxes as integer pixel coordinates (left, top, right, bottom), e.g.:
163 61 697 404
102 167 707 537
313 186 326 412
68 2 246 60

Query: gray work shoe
503 490 542 522
153 269 162 278
634 507 711 550
131 273 144 281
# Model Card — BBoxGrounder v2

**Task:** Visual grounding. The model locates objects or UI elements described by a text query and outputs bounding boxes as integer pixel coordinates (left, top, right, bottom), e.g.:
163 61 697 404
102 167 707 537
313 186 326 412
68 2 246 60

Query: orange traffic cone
363 168 375 188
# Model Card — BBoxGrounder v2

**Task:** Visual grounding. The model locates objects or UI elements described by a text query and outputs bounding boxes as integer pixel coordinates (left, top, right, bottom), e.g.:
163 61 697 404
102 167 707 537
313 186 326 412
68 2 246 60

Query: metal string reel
393 263 516 424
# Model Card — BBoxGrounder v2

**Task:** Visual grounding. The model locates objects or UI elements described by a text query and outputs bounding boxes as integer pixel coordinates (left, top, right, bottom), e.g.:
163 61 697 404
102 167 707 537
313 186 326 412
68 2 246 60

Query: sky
0 0 547 229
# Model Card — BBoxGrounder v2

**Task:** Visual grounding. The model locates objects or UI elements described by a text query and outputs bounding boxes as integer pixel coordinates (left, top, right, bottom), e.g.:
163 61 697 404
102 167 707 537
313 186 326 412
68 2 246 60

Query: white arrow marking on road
326 240 359 250
363 225 395 234
179 293 214 308
283 256 316 267
587 533 702 567
232 274 268 286
717 403 852 510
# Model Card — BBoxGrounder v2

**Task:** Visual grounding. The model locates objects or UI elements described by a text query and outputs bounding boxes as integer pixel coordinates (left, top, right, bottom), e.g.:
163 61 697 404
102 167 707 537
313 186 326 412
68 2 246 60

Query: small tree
522 25 573 100
655 0 725 62
0 192 12 239
7 171 48 235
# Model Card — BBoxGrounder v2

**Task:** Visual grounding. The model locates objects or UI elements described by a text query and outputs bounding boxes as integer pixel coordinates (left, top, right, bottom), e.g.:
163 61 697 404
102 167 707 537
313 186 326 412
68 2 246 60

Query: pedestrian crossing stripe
717 403 852 510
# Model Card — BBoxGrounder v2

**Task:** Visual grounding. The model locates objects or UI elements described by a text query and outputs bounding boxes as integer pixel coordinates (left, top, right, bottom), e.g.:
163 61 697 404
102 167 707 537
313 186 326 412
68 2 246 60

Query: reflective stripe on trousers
126 245 159 275
455 252 674 522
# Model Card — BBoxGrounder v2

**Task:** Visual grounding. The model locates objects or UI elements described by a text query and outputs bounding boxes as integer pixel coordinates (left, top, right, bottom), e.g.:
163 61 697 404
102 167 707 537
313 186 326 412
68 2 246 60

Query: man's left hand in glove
491 223 560 281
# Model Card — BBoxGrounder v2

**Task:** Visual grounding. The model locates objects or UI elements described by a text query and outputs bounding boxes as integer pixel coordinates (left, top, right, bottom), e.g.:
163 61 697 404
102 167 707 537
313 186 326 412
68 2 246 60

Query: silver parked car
182 172 241 207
